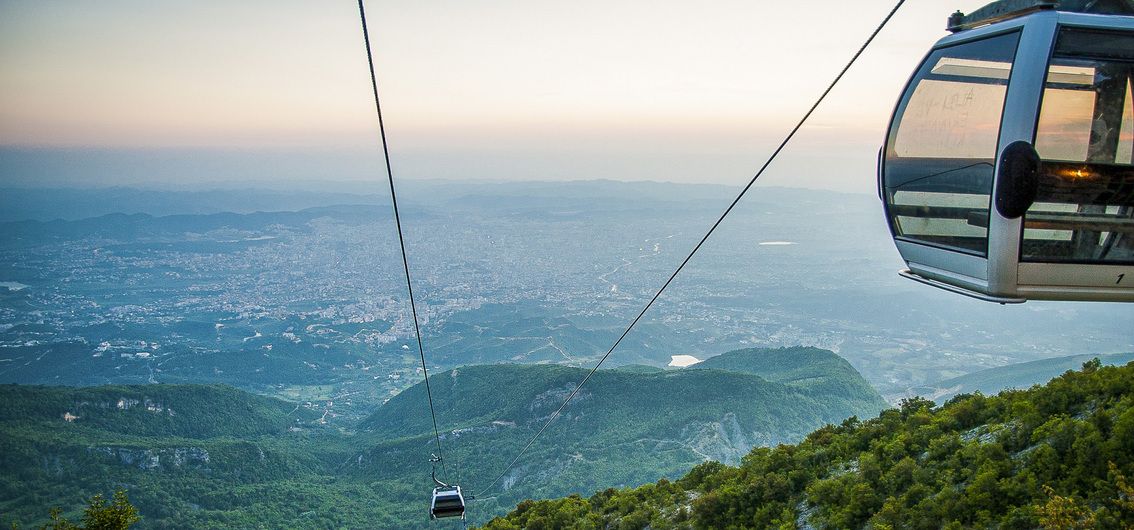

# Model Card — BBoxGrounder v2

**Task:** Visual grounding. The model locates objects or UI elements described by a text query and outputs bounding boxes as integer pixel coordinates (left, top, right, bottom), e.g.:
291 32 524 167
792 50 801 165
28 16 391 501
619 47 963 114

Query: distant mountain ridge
0 180 759 222
0 186 391 223
0 205 397 249
918 351 1134 403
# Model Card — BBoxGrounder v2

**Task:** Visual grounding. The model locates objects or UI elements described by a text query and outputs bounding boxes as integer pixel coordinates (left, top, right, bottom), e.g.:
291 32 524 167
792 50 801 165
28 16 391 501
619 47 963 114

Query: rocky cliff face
90 446 210 471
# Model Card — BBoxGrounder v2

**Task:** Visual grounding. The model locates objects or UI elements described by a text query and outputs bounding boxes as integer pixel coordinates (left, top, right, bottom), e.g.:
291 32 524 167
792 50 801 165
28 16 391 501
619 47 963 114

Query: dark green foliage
609 364 666 374
20 490 140 530
482 361 1134 529
362 349 886 439
81 491 141 530
695 346 862 386
0 384 364 529
694 347 885 411
0 384 319 439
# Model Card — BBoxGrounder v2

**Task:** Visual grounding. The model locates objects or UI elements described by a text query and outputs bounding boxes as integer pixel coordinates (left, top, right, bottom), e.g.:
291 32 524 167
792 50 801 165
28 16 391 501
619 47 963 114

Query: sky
0 0 995 192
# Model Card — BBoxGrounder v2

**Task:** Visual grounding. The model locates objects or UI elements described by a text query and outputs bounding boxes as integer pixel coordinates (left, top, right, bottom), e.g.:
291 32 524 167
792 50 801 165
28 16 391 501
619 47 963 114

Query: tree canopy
482 360 1134 529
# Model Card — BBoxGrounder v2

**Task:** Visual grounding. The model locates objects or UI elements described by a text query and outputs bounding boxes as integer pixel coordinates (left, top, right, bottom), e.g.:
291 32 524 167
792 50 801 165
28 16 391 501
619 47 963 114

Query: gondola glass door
1023 28 1134 269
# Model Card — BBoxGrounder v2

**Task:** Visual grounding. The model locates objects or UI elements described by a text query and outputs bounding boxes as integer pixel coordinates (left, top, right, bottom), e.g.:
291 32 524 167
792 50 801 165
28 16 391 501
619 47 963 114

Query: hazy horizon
2 1 993 193
0 146 887 197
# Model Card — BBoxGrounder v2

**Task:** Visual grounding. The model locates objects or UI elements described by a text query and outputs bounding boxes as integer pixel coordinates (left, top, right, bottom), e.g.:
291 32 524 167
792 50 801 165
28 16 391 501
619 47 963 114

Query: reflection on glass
1025 29 1134 263
883 32 1021 256
895 81 1007 159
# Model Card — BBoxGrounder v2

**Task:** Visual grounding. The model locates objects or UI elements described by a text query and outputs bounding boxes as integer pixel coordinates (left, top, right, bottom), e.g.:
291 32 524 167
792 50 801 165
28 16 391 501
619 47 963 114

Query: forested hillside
0 383 315 438
481 360 1134 529
693 346 883 411
0 384 333 528
362 350 886 449
0 348 885 528
353 352 886 511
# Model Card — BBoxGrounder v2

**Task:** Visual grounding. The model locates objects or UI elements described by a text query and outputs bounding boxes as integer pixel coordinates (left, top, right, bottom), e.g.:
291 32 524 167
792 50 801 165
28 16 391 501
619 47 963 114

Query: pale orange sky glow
0 0 995 191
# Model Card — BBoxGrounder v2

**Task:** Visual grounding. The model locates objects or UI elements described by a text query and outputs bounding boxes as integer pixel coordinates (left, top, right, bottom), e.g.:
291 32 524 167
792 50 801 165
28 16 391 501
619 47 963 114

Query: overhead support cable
356 0 446 475
472 0 908 497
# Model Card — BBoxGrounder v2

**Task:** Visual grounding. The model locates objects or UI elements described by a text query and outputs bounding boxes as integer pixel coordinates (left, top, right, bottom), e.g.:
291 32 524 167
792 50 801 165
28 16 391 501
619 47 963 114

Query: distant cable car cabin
880 0 1134 302
430 485 465 520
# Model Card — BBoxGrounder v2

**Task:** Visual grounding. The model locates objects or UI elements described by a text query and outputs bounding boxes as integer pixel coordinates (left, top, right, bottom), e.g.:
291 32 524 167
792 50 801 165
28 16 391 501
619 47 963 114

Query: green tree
37 508 78 530
81 491 140 530
1035 485 1094 530
27 491 139 530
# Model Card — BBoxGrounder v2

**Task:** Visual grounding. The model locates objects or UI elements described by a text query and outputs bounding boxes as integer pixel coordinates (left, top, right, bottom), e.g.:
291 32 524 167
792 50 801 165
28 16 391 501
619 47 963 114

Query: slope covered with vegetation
362 352 886 446
0 384 336 528
481 360 1134 529
694 347 883 411
0 348 884 529
0 383 314 438
353 353 886 514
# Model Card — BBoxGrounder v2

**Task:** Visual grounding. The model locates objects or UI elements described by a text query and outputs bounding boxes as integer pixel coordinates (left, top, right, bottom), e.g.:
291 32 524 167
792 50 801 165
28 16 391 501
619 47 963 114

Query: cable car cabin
430 486 465 520
880 0 1134 302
